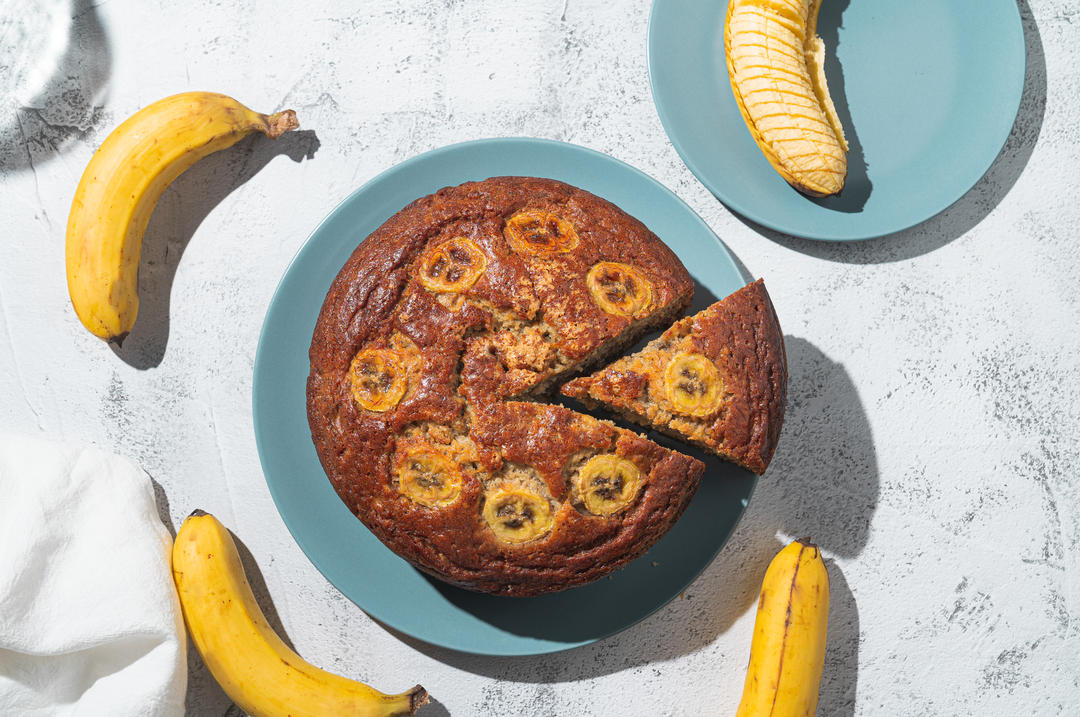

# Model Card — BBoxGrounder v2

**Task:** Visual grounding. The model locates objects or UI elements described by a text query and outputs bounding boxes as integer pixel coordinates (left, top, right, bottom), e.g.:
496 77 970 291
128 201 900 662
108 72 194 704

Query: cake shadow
385 335 874 690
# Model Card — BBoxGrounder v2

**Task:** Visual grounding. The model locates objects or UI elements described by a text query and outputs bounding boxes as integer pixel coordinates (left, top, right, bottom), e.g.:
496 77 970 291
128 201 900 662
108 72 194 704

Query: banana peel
65 92 299 345
726 0 849 196
735 538 830 717
172 510 428 717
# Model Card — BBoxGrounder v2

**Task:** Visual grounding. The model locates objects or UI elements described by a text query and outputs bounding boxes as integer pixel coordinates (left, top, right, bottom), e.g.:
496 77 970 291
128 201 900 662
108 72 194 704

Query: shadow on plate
753 0 1046 260
382 330 877 689
418 444 751 646
806 0 871 215
111 129 320 369
0 0 112 173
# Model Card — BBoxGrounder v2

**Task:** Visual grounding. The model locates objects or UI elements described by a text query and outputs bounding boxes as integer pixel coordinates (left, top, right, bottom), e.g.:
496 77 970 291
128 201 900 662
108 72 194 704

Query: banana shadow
806 0 871 214
750 0 1046 261
182 528 300 716
110 128 321 370
0 0 112 173
377 335 876 694
819 559 859 717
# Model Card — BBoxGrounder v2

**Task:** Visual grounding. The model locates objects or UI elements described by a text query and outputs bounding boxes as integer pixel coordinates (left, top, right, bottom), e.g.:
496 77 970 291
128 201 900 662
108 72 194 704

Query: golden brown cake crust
306 176 702 596
561 279 788 475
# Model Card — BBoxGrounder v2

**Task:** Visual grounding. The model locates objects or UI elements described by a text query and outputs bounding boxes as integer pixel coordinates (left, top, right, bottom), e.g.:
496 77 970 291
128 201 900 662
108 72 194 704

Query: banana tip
266 110 300 139
410 685 430 713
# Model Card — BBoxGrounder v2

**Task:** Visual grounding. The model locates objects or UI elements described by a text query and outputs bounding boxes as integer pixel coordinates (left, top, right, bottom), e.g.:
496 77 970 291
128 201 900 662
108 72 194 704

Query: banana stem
264 110 300 139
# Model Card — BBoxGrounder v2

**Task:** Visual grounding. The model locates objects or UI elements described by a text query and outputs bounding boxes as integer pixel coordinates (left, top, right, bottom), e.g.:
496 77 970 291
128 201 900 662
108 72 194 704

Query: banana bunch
735 538 830 717
726 0 848 197
66 92 299 345
172 510 428 717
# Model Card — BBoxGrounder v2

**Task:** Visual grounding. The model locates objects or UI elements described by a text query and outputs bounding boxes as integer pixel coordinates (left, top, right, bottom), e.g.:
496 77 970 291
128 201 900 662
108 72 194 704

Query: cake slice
560 278 787 474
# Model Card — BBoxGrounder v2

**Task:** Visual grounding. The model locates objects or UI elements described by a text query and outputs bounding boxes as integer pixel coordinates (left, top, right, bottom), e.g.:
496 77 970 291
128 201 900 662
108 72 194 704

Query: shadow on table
819 559 859 717
746 0 1046 262
0 0 111 174
381 335 876 701
110 128 320 370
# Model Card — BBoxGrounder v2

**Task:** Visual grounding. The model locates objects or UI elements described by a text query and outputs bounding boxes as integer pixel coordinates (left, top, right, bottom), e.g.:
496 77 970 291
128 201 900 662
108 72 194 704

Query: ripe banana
66 92 299 344
735 538 829 717
172 510 428 717
726 0 848 197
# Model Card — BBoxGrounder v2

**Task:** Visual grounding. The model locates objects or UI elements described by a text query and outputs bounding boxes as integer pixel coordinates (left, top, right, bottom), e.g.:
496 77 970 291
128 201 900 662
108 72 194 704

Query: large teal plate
253 138 756 656
648 0 1026 241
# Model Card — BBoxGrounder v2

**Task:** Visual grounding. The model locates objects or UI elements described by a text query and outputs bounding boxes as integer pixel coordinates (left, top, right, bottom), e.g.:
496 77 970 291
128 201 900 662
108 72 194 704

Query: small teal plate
648 0 1026 241
253 138 756 656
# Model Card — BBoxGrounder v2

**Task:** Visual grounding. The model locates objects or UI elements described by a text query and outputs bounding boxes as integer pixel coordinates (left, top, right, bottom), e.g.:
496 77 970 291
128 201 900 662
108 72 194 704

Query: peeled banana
66 92 299 344
726 0 848 196
172 510 428 717
735 538 829 717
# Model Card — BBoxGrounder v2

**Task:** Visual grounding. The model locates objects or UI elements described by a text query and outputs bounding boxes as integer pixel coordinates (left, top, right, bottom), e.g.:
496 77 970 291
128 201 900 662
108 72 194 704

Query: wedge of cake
561 279 787 474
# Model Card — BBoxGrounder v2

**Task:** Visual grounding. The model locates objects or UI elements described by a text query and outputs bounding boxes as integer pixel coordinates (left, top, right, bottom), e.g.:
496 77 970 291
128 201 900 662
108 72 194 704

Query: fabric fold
0 433 187 717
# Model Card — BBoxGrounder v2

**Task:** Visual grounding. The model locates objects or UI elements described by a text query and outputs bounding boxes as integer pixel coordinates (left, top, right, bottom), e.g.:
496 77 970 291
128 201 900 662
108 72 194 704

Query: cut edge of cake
560 278 787 475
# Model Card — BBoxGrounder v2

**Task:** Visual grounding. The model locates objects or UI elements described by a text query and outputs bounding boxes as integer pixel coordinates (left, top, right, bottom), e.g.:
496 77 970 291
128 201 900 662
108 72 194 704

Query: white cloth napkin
0 433 187 717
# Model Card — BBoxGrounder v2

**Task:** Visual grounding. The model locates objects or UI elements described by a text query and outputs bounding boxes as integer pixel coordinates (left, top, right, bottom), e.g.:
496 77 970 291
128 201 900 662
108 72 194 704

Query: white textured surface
2 0 1078 715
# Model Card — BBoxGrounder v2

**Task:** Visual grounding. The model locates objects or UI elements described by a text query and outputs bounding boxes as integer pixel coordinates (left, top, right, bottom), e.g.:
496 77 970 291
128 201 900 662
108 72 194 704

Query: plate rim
253 136 757 656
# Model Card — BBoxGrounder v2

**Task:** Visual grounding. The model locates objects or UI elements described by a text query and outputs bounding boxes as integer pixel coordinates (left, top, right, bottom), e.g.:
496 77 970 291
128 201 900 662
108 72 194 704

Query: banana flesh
575 454 643 516
66 92 299 344
726 0 848 197
735 538 829 717
586 261 653 318
664 353 723 418
482 485 555 543
172 510 428 717
349 348 411 412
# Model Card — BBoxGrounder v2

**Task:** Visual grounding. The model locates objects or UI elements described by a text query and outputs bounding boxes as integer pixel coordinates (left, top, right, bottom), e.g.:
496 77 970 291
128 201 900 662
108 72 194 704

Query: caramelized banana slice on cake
586 262 652 317
483 486 554 543
394 445 464 507
504 210 580 255
664 353 724 417
418 237 487 293
575 454 644 516
348 349 409 412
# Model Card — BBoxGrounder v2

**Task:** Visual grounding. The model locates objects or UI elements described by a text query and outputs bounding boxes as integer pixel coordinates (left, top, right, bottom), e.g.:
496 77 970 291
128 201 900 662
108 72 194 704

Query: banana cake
561 279 787 475
306 176 707 596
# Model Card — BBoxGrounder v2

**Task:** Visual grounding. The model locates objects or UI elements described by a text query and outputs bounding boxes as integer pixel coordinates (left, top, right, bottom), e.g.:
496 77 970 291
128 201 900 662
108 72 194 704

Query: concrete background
2 0 1077 714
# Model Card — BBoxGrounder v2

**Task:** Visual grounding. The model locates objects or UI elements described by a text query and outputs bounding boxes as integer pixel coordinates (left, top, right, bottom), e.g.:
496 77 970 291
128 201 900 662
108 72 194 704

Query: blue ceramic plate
252 138 758 656
648 0 1026 241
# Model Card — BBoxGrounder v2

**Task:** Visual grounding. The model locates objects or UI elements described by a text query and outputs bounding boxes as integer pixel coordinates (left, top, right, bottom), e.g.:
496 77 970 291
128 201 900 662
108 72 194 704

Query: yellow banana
735 538 829 717
172 510 428 717
66 92 299 344
726 0 848 196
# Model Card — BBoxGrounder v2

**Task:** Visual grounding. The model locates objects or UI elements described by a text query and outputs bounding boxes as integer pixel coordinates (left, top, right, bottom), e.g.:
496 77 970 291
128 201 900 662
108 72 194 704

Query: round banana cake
306 176 707 596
